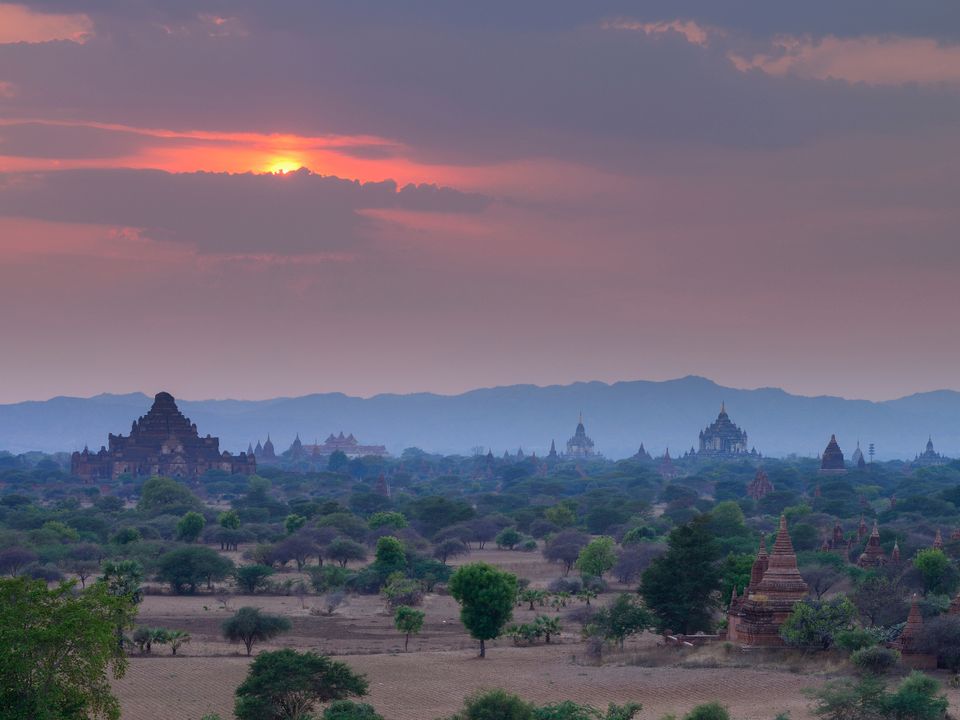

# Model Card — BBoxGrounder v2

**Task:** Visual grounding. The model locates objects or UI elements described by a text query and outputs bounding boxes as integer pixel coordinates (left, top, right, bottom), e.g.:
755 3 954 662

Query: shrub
234 565 275 594
308 565 354 594
548 577 582 594
851 646 900 675
323 700 384 720
683 703 729 720
382 573 423 609
458 689 535 720
835 628 877 653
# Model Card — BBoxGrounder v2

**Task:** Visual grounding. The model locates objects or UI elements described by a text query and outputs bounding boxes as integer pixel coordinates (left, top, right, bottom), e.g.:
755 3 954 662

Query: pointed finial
721 401 726 414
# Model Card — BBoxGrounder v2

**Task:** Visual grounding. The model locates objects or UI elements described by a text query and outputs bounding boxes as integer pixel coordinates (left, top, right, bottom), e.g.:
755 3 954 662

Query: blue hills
1 376 957 461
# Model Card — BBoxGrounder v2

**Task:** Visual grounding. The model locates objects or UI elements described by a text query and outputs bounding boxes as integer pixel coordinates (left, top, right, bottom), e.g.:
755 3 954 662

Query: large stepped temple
726 516 809 646
696 403 756 458
71 392 256 481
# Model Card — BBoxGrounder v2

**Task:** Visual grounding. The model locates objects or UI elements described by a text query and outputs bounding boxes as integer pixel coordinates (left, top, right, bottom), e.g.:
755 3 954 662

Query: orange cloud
602 18 711 47
730 35 960 86
0 3 92 44
0 118 481 187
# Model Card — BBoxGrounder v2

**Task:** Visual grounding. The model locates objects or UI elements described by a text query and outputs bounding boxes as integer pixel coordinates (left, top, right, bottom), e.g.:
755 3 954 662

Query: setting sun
264 157 303 174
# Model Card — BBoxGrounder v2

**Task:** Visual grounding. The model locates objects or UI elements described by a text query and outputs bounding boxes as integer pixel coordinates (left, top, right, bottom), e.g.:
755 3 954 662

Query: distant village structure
696 404 758 459
250 431 388 463
71 392 255 480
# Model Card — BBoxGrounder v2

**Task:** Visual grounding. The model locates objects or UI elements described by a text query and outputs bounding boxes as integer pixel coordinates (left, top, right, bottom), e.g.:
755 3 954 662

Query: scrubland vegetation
4 448 960 718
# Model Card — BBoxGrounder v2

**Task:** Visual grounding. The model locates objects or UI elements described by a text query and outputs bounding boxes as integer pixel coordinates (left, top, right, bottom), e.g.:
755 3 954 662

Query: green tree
235 564 276 594
327 538 368 568
368 512 408 530
495 527 523 550
807 672 948 720
137 476 201 516
222 607 292 656
177 511 206 543
164 628 191 655
576 536 617 579
589 593 651 650
806 674 886 720
323 701 384 720
234 648 368 720
394 605 425 651
285 514 307 535
640 515 722 634
0 577 133 720
883 671 948 720
219 509 242 529
158 546 234 594
914 548 959 596
100 559 144 650
448 562 518 657
374 536 406 571
780 596 856 650
545 504 577 529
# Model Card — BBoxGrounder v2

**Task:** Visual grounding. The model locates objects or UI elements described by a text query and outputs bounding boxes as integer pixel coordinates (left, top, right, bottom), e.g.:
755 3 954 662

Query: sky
1 1 959 403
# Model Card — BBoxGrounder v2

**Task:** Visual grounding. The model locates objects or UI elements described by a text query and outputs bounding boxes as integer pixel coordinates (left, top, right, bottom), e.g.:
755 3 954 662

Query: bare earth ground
111 548 960 720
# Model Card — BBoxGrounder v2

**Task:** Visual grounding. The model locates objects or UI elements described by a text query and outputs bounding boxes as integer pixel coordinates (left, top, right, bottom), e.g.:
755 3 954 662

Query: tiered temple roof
632 443 653 462
858 521 887 568
564 413 596 459
727 516 809 646
897 596 925 653
727 516 808 646
914 437 948 468
71 392 255 480
697 403 753 458
820 435 846 474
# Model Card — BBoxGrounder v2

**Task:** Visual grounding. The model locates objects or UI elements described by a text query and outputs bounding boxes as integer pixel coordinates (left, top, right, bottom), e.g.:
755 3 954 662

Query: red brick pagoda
727 516 809 646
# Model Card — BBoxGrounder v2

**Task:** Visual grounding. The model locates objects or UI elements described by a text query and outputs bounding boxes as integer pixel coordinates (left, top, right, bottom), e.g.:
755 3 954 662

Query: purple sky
1 2 959 402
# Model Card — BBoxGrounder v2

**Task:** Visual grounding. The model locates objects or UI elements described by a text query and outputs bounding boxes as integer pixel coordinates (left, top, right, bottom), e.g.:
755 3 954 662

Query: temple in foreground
727 516 809 646
71 392 255 480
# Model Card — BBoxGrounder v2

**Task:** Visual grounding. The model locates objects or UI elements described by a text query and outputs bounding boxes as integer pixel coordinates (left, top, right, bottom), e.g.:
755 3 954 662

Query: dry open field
111 548 960 720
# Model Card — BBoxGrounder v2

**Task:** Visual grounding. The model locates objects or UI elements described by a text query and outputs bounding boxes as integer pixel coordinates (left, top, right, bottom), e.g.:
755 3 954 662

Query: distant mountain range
1 376 958 461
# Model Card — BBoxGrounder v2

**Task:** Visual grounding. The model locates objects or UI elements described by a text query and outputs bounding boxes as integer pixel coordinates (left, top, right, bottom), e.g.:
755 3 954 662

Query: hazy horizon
5 373 960 407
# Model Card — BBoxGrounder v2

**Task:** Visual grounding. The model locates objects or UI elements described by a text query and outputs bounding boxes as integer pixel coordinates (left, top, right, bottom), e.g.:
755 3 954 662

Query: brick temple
71 391 255 480
727 516 809 646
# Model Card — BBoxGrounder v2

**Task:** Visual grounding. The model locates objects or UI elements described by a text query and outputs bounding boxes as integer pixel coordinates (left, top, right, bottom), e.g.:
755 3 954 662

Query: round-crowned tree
222 607 292 656
448 562 517 658
234 649 368 720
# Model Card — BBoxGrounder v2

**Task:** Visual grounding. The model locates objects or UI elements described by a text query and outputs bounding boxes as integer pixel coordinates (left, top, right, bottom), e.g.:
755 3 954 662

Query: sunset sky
2 2 959 403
